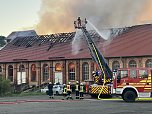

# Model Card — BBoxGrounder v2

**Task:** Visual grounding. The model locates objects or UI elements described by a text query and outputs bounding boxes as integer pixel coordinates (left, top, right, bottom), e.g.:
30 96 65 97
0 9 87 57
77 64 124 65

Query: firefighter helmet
92 71 96 74
76 81 79 84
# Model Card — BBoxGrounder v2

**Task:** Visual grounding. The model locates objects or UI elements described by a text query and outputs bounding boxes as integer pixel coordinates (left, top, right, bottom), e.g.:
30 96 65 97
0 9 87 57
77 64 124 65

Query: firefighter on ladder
75 81 79 99
77 17 81 28
83 18 87 28
74 21 77 29
80 83 84 99
66 82 73 100
62 84 67 100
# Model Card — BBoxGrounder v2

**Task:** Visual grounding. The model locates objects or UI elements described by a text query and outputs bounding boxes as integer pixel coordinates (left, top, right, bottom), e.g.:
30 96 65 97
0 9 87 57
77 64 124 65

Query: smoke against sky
35 0 152 35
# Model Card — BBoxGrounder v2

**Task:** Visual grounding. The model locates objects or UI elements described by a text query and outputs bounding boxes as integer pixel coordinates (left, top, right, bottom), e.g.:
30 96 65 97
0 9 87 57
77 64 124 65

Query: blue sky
0 0 41 36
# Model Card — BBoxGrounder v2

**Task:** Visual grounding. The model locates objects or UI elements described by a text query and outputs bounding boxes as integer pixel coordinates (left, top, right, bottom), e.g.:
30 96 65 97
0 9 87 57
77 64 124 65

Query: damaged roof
0 31 104 62
0 24 152 63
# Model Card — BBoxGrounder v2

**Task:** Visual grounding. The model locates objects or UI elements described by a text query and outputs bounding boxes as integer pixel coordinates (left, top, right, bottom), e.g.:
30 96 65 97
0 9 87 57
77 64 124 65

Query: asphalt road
0 95 152 114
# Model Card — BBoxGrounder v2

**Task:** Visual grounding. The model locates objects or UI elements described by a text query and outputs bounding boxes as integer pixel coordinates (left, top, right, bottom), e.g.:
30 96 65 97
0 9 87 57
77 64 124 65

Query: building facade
0 24 152 87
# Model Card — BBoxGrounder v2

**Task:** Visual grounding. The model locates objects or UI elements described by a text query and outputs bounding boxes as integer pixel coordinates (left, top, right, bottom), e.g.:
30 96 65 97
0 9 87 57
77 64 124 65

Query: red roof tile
104 24 152 57
0 24 152 63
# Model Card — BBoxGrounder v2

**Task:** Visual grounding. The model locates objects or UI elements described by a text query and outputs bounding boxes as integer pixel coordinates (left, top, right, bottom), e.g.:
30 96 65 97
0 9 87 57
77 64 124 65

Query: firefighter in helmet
92 71 100 84
79 83 84 99
92 71 96 82
84 18 87 28
62 84 67 100
66 82 73 100
74 21 77 29
77 17 81 28
75 81 80 99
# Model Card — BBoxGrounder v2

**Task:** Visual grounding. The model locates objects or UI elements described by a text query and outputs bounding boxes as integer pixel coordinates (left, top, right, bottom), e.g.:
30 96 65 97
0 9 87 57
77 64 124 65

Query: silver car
41 85 63 95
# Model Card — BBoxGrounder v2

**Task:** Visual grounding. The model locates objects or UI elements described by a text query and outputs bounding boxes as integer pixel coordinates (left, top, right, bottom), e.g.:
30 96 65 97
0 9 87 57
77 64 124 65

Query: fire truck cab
114 68 152 102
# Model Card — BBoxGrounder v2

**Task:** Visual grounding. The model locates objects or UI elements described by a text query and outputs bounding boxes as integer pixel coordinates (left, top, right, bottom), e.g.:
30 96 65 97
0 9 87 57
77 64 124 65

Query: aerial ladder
74 17 113 99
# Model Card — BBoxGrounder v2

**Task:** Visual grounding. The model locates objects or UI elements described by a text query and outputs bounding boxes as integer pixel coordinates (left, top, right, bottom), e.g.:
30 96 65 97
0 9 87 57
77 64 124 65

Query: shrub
0 75 11 96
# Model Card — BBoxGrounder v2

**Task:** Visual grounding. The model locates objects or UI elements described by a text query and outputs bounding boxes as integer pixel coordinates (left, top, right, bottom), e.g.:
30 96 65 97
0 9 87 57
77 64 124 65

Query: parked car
41 85 63 95
40 86 48 93
53 85 63 95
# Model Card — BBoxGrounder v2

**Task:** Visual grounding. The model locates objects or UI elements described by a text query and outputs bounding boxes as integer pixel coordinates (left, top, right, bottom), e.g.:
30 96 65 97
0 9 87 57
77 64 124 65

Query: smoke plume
35 0 152 35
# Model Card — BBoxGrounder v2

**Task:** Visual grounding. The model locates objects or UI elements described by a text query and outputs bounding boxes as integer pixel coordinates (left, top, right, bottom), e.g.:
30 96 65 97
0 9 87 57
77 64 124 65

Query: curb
0 99 78 104
0 102 18 104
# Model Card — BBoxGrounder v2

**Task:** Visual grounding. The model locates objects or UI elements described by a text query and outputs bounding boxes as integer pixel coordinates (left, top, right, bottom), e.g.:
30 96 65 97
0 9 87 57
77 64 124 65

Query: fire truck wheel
123 91 136 102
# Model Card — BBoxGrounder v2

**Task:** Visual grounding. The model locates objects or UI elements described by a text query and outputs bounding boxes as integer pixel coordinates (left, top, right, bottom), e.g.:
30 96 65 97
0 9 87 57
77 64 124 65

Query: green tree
0 75 11 96
0 36 6 47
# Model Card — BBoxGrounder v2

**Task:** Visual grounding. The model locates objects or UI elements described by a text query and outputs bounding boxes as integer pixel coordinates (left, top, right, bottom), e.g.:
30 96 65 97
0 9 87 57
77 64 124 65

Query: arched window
43 64 49 81
82 62 89 80
8 65 13 82
55 63 62 71
19 64 25 72
129 60 137 68
112 61 120 71
145 59 152 68
68 62 75 80
31 64 36 82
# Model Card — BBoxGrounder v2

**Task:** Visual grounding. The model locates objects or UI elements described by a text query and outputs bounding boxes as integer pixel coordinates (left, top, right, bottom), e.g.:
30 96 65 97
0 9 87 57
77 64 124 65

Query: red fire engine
114 68 152 102
74 17 152 102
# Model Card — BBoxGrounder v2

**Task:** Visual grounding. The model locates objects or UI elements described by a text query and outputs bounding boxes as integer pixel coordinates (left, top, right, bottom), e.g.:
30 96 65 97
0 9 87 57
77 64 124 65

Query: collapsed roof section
0 30 105 62
9 30 103 48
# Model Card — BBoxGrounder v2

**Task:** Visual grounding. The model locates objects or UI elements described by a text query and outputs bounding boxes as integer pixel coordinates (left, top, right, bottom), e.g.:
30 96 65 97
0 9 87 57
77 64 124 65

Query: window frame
145 59 152 68
31 64 36 82
129 60 137 68
82 62 89 81
112 61 120 71
68 62 75 80
8 65 13 82
43 64 49 82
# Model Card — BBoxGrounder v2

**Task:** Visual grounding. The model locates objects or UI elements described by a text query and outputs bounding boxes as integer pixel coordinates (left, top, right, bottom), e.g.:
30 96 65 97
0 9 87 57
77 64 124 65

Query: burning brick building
0 24 152 87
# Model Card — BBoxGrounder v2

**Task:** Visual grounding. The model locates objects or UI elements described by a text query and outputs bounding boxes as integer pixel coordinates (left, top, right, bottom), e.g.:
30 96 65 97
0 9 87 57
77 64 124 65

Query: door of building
17 72 26 85
54 72 63 84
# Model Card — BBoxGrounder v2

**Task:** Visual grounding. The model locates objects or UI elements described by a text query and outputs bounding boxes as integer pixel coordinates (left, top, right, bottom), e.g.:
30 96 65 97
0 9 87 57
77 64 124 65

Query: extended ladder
81 27 112 80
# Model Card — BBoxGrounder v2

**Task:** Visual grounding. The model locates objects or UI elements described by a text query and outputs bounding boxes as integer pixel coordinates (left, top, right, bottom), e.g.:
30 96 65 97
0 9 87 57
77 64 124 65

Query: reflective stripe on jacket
63 87 67 94
75 84 79 91
67 84 71 91
80 85 84 92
